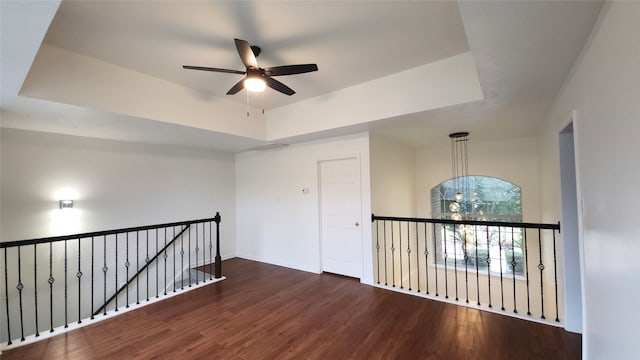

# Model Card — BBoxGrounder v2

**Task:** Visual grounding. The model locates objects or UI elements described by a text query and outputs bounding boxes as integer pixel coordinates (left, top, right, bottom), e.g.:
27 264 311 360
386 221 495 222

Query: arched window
431 176 524 276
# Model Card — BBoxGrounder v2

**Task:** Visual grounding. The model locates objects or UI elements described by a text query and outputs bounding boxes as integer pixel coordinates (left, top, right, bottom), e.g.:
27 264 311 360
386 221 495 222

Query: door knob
355 222 360 227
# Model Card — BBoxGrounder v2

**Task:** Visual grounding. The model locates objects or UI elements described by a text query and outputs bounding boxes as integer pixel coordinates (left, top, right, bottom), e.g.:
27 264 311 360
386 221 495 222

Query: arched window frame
430 176 525 277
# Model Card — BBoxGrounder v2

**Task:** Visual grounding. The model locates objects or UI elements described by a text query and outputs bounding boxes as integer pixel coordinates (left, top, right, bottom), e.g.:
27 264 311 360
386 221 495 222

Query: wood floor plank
2 258 581 359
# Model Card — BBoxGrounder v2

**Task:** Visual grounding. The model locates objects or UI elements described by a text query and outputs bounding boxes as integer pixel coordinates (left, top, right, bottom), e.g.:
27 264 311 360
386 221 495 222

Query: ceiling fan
183 38 318 96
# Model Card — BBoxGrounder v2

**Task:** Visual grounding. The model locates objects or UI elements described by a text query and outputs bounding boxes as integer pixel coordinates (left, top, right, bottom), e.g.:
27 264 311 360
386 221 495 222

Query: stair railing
1 212 222 347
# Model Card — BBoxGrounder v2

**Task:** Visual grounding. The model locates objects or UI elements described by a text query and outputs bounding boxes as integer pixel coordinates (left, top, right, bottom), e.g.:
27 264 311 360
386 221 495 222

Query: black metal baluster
214 213 222 279
424 223 430 295
103 235 107 316
524 229 531 315
136 231 140 305
156 228 159 298
91 236 95 320
499 227 505 311
34 244 40 337
375 220 380 284
136 231 139 305
181 227 185 290
383 221 388 286
486 226 492 308
64 239 68 327
538 228 545 319
125 232 130 308
4 249 12 345
195 223 199 285
400 222 404 289
443 224 449 299
202 222 206 282
464 225 469 304
391 221 395 287
407 221 411 291
164 227 168 295
553 230 560 322
188 225 192 287
474 225 480 306
77 237 82 324
114 233 118 312
511 227 517 313
415 222 419 292
173 226 176 293
17 246 25 341
146 229 150 302
209 221 213 281
453 223 458 301
433 224 439 297
49 242 55 330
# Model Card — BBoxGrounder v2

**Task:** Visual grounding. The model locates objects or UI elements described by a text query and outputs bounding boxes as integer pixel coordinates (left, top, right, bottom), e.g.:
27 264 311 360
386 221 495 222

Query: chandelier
449 132 469 221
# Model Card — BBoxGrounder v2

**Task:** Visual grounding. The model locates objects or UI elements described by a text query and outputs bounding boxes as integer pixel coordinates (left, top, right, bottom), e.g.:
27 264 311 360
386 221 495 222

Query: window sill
430 263 527 282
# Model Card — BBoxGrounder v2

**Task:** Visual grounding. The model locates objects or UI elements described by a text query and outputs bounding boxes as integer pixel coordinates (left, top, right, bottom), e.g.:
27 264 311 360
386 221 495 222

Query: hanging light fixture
449 131 469 220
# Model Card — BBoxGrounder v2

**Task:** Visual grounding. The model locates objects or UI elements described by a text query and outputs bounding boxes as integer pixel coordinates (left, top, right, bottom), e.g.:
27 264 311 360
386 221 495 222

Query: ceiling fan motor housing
250 45 261 57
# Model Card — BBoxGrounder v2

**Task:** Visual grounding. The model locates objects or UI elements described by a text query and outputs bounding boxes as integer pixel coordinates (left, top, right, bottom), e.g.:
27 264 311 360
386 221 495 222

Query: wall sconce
59 200 74 209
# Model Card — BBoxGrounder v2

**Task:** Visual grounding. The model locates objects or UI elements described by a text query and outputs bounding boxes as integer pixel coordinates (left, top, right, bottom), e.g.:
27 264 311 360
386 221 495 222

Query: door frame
558 110 586 334
317 155 364 279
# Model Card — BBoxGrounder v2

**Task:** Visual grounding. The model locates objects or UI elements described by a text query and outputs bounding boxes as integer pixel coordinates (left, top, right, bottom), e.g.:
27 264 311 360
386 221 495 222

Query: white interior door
319 157 362 278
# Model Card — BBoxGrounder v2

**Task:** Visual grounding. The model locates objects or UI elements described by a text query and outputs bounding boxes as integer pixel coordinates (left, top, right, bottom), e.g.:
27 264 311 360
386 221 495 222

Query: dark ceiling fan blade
226 78 246 95
234 38 258 69
182 65 246 75
265 76 295 96
264 64 319 77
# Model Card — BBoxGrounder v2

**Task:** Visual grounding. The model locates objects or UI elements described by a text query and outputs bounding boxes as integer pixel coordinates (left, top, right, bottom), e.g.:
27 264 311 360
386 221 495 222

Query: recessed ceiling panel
43 1 469 110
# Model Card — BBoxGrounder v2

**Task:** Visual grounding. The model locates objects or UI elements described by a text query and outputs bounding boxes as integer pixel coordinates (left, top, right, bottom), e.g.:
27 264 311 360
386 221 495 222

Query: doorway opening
559 119 583 333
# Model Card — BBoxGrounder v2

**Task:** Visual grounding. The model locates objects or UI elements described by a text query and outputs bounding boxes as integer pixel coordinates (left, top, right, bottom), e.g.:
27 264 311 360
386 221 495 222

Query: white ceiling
1 0 603 151
373 0 604 147
43 0 469 110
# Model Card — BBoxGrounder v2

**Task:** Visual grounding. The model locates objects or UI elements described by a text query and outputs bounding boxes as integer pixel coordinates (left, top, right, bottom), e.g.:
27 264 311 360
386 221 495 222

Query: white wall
538 2 640 358
235 133 373 283
1 128 236 259
370 133 416 217
416 137 541 221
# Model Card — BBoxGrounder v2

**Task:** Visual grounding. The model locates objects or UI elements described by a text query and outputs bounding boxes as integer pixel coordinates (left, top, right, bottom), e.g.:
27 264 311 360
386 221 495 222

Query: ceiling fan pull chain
261 90 265 115
246 90 250 117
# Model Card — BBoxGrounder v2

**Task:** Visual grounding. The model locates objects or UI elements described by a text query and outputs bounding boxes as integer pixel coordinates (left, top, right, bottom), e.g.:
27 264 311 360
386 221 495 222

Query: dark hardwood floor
2 258 581 359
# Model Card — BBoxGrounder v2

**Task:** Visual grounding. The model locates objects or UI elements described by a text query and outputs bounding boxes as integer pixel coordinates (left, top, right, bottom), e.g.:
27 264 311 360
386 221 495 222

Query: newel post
214 212 222 278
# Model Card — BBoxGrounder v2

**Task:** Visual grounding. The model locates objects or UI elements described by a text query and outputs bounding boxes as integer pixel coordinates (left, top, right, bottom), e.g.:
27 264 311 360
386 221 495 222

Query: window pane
431 176 524 276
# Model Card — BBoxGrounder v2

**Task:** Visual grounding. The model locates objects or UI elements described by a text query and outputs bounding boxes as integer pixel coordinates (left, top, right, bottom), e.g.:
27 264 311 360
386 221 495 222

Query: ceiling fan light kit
183 38 318 96
244 75 266 92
